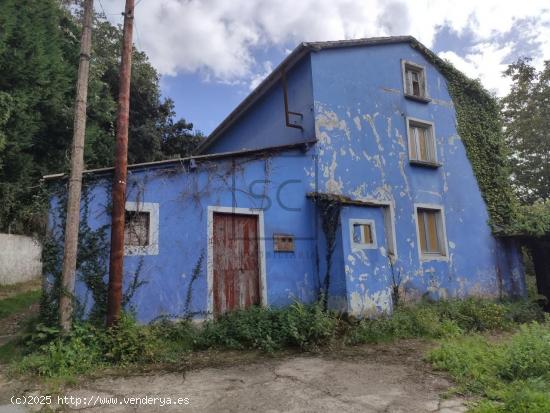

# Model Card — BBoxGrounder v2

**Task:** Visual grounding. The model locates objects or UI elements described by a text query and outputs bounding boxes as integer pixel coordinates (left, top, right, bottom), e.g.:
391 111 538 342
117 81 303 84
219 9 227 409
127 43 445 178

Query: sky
98 0 550 135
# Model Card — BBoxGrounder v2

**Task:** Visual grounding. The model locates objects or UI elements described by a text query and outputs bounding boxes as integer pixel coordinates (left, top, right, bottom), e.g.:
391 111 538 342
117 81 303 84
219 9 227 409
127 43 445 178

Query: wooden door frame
207 206 267 319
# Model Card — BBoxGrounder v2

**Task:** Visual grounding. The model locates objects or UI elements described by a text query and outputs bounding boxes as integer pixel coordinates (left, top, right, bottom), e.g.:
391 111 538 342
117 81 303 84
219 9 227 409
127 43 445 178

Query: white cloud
438 43 515 96
249 61 273 90
100 0 550 94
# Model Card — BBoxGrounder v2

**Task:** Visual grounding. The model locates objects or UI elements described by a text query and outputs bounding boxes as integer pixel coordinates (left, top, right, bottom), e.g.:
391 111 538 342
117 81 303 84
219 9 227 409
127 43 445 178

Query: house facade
45 36 525 323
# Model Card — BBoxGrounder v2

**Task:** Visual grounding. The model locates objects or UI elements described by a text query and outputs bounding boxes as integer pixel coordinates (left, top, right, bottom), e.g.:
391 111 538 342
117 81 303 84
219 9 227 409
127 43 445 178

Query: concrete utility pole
59 0 94 333
106 0 134 327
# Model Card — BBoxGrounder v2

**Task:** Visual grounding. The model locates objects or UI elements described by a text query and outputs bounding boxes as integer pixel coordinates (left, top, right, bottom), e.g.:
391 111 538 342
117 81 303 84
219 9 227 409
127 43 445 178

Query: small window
416 207 447 259
403 61 428 99
407 118 437 164
125 211 150 247
349 219 377 250
124 201 159 256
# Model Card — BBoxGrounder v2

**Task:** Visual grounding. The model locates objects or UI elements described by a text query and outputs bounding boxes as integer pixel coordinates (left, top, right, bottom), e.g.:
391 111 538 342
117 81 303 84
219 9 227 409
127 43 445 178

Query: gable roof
197 35 432 154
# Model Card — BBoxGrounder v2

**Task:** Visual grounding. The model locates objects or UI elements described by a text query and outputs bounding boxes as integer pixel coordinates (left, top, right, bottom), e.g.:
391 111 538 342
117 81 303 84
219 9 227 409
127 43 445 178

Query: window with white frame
407 118 437 164
415 206 448 259
349 219 377 251
124 201 159 256
402 61 428 99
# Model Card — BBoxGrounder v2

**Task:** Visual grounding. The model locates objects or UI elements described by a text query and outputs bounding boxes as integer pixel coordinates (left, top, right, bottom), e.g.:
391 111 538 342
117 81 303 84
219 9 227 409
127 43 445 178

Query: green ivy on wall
41 177 147 327
411 40 548 238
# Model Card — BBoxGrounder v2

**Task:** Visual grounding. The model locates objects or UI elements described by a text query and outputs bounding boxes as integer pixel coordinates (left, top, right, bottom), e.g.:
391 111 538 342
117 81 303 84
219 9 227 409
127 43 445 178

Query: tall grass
428 320 550 412
11 298 544 381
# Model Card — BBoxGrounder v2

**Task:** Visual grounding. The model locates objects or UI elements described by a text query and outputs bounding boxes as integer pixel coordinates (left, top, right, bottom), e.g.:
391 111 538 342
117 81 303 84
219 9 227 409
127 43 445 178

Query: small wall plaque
274 233 295 252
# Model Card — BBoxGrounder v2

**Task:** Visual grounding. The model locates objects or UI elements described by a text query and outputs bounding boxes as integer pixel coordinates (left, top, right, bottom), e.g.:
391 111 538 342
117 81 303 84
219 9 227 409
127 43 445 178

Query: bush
102 314 157 365
497 321 550 381
14 298 543 380
431 298 509 331
197 302 338 352
18 314 156 377
428 320 550 412
18 324 104 378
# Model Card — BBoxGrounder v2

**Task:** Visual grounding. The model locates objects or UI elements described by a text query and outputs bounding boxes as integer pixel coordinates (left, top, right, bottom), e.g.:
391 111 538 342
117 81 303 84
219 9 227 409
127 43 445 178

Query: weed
197 302 338 352
11 298 544 384
428 320 550 412
0 289 41 319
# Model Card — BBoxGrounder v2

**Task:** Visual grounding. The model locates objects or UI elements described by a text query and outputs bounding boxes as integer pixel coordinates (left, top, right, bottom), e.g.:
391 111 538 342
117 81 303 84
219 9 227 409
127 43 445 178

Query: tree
501 58 550 204
0 0 76 233
0 1 202 234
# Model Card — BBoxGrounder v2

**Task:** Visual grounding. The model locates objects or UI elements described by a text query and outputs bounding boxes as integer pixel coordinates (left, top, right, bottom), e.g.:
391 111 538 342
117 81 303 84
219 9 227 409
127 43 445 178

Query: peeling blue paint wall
48 149 321 323
204 56 315 154
310 43 525 314
46 41 525 323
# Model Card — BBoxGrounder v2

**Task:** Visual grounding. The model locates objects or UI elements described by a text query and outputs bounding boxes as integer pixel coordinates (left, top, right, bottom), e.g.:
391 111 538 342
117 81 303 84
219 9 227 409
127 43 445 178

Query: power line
98 0 124 18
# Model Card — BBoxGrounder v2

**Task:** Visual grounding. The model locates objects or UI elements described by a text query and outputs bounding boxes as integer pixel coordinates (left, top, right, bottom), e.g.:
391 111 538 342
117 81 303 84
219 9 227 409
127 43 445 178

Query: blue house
45 36 525 323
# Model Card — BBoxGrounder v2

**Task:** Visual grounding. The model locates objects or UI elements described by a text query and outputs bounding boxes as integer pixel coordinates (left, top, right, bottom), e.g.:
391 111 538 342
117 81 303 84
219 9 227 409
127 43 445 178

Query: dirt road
1 340 468 412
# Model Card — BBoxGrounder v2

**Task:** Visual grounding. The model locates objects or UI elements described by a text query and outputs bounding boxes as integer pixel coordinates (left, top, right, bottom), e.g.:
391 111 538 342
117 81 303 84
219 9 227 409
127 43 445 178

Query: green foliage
411 41 517 231
18 314 155 378
498 322 550 381
503 200 550 238
412 40 550 238
345 298 543 345
0 1 202 234
198 302 338 352
501 59 550 205
428 320 550 412
101 314 157 365
0 289 41 319
14 299 544 381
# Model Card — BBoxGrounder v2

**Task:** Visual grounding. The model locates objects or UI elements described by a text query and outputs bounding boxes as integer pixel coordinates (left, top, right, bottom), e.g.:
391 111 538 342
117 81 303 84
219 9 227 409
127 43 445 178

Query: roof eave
196 36 417 154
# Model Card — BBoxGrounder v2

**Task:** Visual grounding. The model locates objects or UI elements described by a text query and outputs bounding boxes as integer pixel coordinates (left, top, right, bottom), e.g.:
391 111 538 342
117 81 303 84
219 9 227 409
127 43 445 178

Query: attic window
406 118 438 166
402 61 429 101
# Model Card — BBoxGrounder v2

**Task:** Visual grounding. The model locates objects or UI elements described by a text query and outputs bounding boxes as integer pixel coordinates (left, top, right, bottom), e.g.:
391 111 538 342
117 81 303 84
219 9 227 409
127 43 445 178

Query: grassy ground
428 321 550 412
0 280 41 363
1 293 548 412
0 289 40 319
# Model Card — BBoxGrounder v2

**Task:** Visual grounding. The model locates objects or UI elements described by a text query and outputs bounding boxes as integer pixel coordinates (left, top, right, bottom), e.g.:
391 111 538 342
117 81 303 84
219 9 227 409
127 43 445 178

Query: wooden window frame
406 117 440 167
124 201 159 256
414 204 449 261
349 219 378 251
401 60 430 102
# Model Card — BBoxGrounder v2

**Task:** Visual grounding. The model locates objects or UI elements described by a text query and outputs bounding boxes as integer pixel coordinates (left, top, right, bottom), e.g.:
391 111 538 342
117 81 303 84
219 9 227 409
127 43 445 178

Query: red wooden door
213 213 260 316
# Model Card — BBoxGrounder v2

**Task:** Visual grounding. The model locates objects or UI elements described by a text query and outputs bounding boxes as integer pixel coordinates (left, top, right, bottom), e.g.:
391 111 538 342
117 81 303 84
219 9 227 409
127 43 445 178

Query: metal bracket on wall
281 69 304 130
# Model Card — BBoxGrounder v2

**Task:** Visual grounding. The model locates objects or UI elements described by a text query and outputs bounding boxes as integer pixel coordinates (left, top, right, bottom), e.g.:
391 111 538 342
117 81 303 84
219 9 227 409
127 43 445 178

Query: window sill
409 159 441 168
351 243 378 252
420 253 449 262
124 244 159 256
404 93 431 103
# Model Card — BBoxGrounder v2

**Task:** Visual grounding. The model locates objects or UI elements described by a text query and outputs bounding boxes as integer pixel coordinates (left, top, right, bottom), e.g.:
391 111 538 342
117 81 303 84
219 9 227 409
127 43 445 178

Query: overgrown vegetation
429 320 550 412
412 41 550 238
8 298 544 382
346 299 543 344
0 0 202 234
0 289 41 319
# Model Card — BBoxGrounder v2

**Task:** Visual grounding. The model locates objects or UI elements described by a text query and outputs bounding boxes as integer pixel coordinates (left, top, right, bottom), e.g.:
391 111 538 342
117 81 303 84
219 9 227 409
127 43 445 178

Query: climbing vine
311 193 342 309
41 176 147 327
411 40 519 233
410 40 550 238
